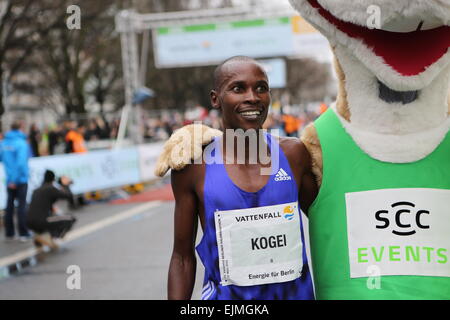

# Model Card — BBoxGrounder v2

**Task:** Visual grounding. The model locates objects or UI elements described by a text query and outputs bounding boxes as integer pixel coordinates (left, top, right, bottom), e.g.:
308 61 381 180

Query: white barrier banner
138 142 165 182
0 143 165 209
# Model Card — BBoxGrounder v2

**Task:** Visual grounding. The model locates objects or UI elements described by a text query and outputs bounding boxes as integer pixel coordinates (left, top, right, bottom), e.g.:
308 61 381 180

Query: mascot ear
154 124 223 177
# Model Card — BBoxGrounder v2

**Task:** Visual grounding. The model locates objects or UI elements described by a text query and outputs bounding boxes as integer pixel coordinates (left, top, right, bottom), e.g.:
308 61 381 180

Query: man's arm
51 177 75 207
298 142 318 214
168 166 199 300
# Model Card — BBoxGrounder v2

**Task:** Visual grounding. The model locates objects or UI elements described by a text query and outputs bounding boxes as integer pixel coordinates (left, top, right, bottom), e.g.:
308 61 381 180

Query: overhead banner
258 58 287 89
153 16 331 68
291 16 333 63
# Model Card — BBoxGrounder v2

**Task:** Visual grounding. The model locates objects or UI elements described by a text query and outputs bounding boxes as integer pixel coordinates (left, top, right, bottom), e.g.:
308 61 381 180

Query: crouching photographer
26 170 77 249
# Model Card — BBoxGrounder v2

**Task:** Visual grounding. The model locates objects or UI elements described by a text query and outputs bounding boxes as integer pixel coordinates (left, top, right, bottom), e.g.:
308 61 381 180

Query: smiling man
167 56 316 300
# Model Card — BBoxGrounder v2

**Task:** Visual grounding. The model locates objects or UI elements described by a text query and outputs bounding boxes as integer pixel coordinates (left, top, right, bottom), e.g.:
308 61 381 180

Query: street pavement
0 199 204 300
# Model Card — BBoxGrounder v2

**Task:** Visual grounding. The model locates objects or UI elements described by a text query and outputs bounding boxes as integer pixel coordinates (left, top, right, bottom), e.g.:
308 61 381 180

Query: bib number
215 202 303 286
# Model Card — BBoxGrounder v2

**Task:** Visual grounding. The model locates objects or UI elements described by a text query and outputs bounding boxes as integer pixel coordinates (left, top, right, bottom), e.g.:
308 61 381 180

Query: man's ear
210 90 220 109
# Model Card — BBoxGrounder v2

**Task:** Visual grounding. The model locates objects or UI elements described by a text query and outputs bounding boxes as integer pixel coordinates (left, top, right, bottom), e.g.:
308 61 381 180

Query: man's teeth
240 111 260 116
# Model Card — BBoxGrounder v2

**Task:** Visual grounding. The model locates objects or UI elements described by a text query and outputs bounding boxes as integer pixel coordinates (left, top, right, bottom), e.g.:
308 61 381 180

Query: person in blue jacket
1 120 31 242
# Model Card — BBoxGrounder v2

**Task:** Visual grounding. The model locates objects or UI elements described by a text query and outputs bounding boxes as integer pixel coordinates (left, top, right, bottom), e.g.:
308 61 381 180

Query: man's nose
244 89 260 103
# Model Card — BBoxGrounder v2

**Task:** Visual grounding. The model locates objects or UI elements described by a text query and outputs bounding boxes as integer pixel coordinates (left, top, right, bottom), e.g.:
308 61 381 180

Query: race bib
214 202 303 287
345 188 450 278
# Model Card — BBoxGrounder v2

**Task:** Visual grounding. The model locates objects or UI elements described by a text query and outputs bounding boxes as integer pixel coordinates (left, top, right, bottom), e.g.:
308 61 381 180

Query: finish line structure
114 5 325 146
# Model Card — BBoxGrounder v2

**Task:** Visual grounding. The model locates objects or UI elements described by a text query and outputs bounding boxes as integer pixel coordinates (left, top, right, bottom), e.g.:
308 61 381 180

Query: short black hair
77 122 86 129
43 170 55 183
11 120 23 130
213 56 265 90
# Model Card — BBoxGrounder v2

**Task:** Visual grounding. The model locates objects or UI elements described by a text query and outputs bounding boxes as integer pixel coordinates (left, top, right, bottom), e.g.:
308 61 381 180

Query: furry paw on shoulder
154 124 223 177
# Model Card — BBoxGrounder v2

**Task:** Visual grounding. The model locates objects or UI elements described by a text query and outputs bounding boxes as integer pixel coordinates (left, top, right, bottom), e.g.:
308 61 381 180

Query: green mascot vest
309 108 450 300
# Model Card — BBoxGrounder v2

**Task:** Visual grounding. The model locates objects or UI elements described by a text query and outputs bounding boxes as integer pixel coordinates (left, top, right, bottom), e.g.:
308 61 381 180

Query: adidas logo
274 168 292 182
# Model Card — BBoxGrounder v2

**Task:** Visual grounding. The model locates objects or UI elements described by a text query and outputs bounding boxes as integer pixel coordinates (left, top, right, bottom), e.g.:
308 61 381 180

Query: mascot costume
155 0 450 299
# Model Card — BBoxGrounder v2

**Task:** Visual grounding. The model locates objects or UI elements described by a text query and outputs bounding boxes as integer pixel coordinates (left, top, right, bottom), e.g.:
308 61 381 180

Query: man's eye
256 86 268 93
232 86 242 93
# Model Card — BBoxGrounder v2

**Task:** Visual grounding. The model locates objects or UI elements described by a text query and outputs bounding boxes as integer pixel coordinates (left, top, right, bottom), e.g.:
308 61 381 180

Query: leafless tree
0 0 66 127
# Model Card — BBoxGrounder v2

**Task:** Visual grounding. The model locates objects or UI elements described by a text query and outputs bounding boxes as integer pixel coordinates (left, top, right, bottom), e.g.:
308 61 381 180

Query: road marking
0 248 41 270
0 201 163 269
63 201 162 242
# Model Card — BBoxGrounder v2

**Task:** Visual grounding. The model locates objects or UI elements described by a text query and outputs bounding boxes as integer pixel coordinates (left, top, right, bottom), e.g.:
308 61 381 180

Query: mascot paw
154 124 223 177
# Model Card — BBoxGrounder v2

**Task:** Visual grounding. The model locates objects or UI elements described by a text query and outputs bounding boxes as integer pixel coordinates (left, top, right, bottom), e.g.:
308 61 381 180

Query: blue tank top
196 134 314 300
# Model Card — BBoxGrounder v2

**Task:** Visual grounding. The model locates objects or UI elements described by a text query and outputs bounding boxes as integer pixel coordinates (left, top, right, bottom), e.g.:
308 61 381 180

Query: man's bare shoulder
170 141 212 181
278 136 310 163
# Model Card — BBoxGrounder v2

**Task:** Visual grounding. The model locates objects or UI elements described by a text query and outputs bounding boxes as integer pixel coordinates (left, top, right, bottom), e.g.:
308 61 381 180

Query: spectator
48 125 63 155
95 117 111 139
29 123 40 157
109 119 120 139
63 121 75 153
1 120 31 242
282 114 302 137
38 127 50 156
26 170 76 249
84 119 100 141
319 102 328 114
65 122 87 153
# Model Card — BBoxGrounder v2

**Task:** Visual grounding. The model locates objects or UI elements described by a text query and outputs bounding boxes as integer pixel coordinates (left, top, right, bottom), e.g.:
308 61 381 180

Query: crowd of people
25 117 121 157
15 104 327 158
143 103 326 143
